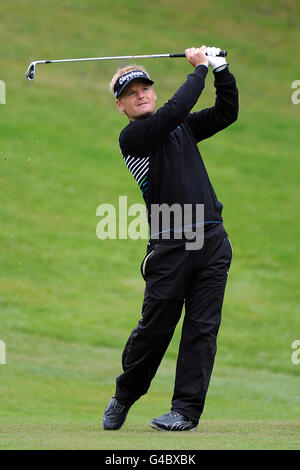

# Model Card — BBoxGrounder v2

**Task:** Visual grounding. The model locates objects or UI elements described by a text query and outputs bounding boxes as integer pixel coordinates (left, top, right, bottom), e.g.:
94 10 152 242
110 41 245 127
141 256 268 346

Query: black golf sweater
118 65 239 237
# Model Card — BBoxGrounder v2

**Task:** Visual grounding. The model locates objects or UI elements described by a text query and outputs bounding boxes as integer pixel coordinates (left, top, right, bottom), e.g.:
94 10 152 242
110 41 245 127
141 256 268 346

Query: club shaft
37 50 227 65
25 50 227 80
44 54 173 64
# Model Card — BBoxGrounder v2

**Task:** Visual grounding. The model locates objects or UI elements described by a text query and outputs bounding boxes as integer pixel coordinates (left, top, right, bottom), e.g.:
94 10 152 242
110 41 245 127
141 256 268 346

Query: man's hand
205 47 228 71
185 46 209 68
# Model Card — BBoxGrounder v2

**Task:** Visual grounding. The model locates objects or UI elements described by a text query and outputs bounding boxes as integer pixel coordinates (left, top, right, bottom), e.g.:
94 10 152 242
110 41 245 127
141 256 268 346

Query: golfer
103 46 239 431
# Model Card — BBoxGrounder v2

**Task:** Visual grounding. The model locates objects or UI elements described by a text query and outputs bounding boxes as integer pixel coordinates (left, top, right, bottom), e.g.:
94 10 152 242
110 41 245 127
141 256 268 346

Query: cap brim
116 77 154 99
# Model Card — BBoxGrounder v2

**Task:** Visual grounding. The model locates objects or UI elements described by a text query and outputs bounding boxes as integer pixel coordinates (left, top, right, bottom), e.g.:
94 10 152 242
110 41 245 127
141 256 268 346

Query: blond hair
109 64 150 97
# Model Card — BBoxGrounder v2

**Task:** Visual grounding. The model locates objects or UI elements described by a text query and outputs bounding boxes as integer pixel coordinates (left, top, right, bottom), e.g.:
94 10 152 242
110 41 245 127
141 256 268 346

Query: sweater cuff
196 63 209 71
194 63 209 77
213 64 230 80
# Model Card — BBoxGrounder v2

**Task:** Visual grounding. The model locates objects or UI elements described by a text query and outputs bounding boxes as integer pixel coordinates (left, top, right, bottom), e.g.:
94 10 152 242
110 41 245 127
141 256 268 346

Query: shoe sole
149 422 198 432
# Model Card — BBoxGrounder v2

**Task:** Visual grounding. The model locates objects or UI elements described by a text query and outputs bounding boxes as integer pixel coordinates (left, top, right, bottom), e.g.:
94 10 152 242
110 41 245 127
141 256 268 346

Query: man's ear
116 99 124 113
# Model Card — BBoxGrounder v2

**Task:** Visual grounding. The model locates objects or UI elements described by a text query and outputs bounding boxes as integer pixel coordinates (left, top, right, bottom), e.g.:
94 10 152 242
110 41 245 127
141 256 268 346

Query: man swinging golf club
103 45 238 431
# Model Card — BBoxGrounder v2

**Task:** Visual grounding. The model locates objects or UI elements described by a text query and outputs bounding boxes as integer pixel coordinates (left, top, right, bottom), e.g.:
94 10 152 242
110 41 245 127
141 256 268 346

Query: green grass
1 0 300 450
1 331 299 449
1 422 299 450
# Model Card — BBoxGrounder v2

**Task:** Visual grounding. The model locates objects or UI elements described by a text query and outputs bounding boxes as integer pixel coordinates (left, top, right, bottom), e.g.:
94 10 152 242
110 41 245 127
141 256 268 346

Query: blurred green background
0 0 299 449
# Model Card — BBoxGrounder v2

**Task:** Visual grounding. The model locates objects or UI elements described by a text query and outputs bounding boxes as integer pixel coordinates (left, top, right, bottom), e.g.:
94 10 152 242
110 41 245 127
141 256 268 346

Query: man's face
116 79 157 121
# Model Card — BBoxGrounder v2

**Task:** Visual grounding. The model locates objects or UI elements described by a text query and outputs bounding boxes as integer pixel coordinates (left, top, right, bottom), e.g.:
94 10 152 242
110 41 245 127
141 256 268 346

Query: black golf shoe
102 397 131 430
150 411 198 432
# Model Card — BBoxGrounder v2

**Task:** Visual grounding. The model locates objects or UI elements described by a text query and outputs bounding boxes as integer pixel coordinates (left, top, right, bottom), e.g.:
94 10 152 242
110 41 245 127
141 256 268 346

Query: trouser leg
171 228 232 422
115 295 184 406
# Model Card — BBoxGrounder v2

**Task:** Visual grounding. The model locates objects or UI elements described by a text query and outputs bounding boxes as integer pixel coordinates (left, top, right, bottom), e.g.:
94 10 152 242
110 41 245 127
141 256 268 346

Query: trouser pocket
140 249 155 280
227 236 233 258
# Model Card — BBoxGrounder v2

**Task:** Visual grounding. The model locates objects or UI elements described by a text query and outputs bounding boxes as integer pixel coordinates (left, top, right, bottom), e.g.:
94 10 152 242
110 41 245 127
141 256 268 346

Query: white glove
205 47 228 71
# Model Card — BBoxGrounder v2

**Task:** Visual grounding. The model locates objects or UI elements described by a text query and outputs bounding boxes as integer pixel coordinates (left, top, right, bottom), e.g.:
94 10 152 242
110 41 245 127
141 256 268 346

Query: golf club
25 50 227 81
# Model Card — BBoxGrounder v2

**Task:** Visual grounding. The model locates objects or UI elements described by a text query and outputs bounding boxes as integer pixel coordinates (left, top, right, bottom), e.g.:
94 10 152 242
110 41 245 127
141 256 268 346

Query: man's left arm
187 66 239 142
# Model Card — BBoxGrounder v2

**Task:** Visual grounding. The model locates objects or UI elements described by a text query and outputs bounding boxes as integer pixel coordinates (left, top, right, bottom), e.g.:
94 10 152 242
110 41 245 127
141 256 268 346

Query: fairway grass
0 332 299 450
1 421 299 450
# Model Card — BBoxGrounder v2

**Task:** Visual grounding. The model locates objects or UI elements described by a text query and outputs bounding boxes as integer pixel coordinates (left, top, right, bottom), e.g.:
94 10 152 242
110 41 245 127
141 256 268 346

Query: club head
25 62 36 81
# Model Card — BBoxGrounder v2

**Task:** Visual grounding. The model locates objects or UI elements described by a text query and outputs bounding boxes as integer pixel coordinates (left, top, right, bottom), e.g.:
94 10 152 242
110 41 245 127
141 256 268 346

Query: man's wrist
213 64 228 72
195 63 209 70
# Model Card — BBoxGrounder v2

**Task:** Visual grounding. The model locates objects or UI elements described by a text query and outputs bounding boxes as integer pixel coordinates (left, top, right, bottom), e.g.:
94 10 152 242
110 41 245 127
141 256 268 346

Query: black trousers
115 223 233 423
